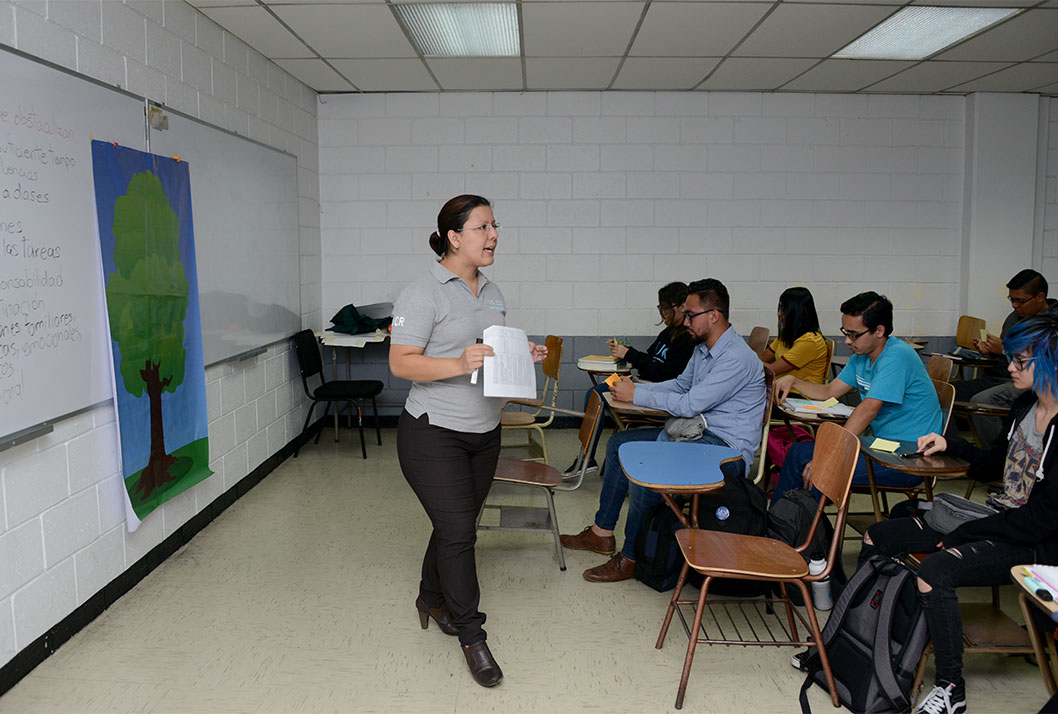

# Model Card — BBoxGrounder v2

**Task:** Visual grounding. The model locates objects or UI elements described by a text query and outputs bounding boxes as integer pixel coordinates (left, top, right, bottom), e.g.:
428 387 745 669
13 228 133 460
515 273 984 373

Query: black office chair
292 329 383 459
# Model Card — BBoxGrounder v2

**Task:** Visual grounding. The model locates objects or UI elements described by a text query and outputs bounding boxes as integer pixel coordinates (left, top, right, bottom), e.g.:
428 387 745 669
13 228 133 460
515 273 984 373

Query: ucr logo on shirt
393 316 406 327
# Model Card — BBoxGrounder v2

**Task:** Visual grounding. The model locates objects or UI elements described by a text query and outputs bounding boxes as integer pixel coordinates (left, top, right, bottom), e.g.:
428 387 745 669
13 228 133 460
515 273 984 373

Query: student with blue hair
859 314 1058 714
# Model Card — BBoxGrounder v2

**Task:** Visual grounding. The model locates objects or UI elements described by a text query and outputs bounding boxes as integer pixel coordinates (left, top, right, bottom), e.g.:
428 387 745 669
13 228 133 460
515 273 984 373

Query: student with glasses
562 282 695 477
859 314 1058 714
958 269 1058 445
771 291 943 503
390 195 547 688
559 278 767 583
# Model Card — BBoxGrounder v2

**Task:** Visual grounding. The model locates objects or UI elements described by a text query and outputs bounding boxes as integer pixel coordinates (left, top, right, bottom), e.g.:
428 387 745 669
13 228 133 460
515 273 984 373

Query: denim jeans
592 425 736 559
859 516 1034 687
771 439 923 505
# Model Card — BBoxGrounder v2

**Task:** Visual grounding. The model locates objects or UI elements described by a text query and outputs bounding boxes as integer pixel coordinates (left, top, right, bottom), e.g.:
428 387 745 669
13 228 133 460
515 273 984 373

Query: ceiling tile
1036 50 1058 61
201 6 314 58
865 61 1013 92
612 57 721 89
426 58 523 90
910 0 1036 6
274 58 355 91
525 58 621 89
522 2 644 57
630 3 771 57
782 59 914 91
1035 81 1058 94
934 9 1058 62
186 0 254 6
701 58 818 90
331 58 438 92
948 61 1058 91
783 0 902 4
734 4 897 58
271 4 417 58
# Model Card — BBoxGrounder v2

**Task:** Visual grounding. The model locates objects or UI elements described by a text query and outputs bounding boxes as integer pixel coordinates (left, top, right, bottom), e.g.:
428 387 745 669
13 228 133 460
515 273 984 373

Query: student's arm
635 354 758 418
774 375 852 403
759 347 777 365
844 397 883 436
767 356 797 376
637 331 695 383
389 343 493 382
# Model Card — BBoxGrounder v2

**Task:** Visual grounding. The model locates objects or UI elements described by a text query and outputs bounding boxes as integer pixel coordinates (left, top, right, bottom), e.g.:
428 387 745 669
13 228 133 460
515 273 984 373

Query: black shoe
561 459 598 481
462 641 503 687
416 597 458 636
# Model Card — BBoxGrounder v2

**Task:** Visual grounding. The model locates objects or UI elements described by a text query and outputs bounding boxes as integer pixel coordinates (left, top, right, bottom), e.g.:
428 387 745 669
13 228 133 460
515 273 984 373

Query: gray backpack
798 555 929 714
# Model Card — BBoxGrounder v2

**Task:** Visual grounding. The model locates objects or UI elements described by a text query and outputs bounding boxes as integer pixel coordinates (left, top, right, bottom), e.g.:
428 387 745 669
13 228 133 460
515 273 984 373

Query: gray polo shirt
391 261 507 433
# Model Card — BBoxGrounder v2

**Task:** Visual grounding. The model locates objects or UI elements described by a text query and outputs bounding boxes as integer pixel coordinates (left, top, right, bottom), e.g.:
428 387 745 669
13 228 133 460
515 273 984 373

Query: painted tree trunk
136 358 176 498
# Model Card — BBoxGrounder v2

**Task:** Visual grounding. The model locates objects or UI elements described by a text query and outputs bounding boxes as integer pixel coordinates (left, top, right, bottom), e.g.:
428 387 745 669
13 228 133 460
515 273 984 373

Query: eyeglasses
683 308 719 323
839 327 870 340
1005 352 1036 371
1009 295 1036 307
455 222 500 234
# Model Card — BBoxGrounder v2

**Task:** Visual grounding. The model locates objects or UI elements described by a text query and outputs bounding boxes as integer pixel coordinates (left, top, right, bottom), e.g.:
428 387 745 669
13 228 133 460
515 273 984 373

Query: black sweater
942 391 1058 564
622 325 695 383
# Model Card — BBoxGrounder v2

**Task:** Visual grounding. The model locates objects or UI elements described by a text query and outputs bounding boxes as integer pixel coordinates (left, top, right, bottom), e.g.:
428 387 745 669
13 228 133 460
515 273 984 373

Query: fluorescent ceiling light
834 6 1020 60
394 3 519 57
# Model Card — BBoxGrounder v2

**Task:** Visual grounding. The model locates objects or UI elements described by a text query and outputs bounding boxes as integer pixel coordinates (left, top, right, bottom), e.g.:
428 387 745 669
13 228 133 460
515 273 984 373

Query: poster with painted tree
91 142 212 530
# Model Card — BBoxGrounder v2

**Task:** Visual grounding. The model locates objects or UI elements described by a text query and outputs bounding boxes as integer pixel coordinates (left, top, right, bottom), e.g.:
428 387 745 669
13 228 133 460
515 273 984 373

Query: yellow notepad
979 328 989 342
871 438 901 453
820 397 839 408
604 373 621 387
582 354 616 362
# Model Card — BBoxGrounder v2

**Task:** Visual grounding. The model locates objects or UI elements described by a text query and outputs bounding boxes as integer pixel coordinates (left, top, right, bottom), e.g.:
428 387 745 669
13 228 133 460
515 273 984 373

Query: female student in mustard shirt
759 286 829 383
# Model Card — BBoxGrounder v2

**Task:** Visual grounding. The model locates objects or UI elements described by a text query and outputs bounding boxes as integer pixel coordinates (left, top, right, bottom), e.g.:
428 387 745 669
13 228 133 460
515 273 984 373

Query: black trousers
397 410 501 646
859 516 1034 687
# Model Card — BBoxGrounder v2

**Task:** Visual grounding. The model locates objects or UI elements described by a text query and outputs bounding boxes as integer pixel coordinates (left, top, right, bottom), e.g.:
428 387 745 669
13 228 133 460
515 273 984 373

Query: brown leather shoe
416 596 458 636
462 641 503 687
583 553 636 583
559 526 616 555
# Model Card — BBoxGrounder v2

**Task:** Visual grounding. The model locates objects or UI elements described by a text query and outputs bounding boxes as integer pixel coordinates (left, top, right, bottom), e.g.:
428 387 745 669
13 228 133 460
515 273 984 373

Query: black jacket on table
622 325 695 383
941 391 1058 564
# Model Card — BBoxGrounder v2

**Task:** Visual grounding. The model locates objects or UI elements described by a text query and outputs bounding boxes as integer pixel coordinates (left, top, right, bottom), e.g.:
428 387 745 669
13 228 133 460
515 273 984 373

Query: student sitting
759 286 829 384
860 313 1058 714
772 292 942 503
564 281 695 476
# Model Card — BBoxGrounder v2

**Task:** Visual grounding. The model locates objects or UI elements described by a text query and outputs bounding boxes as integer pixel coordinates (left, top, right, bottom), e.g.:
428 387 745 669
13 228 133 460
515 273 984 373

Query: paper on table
783 398 854 417
482 325 537 400
820 397 839 408
871 437 901 453
1030 565 1058 593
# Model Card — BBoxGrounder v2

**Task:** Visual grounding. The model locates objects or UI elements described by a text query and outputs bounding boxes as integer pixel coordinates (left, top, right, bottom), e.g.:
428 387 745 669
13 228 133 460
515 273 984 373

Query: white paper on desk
482 325 536 399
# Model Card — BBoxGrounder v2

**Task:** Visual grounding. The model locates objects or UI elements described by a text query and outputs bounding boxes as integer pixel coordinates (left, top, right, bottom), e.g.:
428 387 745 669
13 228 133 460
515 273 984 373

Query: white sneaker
912 683 966 714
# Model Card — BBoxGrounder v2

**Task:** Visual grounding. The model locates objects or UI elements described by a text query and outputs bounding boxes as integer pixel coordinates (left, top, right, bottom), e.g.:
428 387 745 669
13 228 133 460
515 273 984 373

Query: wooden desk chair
500 335 563 463
655 422 860 709
823 338 836 383
479 390 605 571
857 379 957 522
956 315 987 350
747 325 770 354
750 367 776 487
926 354 954 383
292 329 383 459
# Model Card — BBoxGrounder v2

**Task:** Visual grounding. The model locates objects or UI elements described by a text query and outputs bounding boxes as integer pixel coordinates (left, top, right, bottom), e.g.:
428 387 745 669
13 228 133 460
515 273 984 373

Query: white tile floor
0 429 1048 713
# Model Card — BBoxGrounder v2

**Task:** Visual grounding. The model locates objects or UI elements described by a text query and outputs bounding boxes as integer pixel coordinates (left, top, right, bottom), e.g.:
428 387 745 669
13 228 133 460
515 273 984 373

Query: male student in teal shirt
771 291 943 502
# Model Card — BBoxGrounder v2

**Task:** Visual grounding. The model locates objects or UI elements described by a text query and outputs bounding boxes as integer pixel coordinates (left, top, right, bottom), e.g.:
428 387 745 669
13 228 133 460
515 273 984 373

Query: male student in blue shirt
560 278 768 583
771 291 943 503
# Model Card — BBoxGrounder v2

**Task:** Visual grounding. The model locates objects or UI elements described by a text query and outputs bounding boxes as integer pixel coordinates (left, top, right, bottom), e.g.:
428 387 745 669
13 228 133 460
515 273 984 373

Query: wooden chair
500 335 563 463
750 367 776 487
478 389 605 570
655 422 860 709
956 315 987 350
822 338 836 383
926 354 954 383
292 329 383 459
747 325 770 354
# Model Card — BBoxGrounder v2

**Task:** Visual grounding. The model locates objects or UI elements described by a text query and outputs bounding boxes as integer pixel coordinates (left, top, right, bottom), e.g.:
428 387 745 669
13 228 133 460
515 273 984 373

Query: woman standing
389 195 546 688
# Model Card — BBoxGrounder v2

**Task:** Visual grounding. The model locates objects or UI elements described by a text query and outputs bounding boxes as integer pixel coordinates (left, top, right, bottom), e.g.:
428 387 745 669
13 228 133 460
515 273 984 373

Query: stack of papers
782 398 854 417
1029 565 1058 593
578 355 623 369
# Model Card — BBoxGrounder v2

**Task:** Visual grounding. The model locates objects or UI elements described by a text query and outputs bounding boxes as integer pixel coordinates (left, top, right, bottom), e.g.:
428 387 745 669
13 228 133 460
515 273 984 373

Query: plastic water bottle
809 558 833 611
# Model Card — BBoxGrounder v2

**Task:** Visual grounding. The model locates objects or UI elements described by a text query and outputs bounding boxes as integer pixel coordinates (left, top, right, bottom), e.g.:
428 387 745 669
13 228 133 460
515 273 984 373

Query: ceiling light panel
395 3 519 57
834 6 1021 60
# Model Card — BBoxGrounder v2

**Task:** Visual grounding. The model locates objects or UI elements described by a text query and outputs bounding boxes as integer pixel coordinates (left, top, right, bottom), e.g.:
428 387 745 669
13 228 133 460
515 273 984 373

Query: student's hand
973 334 1002 355
609 341 629 359
917 433 947 456
610 376 636 403
775 375 796 404
528 342 548 363
459 343 494 375
801 460 814 489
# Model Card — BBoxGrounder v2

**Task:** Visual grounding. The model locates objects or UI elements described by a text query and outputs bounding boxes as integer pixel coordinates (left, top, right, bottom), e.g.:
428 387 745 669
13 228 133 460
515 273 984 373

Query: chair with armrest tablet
500 335 563 463
747 325 770 355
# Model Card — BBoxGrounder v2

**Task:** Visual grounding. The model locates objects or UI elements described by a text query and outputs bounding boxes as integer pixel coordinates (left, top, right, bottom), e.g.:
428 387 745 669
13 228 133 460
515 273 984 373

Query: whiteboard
0 46 146 443
147 107 301 366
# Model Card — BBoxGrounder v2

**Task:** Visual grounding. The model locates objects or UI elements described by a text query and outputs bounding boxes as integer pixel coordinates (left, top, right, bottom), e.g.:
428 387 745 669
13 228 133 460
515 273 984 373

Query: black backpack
766 488 847 606
798 555 930 714
633 466 769 593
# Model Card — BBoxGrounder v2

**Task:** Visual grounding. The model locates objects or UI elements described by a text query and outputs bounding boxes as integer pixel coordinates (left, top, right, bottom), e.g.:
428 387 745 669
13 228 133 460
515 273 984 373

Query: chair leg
542 487 565 571
536 425 548 464
779 582 799 642
372 397 381 445
295 401 317 457
356 401 367 459
675 576 712 710
315 403 332 445
795 580 840 708
912 645 932 701
657 561 691 649
865 458 884 522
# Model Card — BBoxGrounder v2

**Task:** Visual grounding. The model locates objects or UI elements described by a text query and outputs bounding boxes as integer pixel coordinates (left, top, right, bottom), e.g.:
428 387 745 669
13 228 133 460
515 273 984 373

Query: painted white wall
0 0 319 670
1042 99 1058 287
319 91 967 340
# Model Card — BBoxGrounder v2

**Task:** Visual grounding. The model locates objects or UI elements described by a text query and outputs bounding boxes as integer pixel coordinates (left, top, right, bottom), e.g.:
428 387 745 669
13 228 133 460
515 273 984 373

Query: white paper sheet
482 325 537 399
